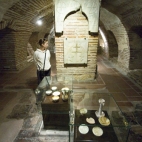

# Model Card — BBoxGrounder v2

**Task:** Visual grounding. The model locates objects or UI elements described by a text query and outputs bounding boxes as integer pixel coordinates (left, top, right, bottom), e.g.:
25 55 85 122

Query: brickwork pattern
55 11 98 78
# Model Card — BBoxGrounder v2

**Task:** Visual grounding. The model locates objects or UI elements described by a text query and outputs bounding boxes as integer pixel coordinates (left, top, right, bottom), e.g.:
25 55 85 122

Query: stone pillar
55 0 100 80
55 11 98 80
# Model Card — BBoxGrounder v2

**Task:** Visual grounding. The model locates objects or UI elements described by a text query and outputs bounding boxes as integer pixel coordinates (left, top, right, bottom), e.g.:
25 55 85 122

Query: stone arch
107 30 118 59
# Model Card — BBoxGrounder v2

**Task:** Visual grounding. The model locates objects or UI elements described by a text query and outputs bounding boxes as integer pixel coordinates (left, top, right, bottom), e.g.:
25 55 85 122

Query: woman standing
33 38 51 84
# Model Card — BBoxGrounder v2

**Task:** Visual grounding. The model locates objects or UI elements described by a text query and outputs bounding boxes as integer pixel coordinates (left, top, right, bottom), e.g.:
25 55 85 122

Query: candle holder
95 98 105 118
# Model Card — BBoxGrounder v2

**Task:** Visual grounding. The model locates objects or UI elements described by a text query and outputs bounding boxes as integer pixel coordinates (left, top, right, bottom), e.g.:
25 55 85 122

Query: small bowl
61 87 69 91
51 86 57 91
52 96 59 102
80 108 87 115
52 91 60 96
45 90 52 95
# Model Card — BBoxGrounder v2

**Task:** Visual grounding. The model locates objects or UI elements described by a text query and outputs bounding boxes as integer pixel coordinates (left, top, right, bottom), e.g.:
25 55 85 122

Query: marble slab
64 38 88 64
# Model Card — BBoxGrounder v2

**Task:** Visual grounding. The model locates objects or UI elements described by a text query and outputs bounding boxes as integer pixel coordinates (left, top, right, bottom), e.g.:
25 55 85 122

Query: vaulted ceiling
0 0 142 34
0 0 54 33
101 0 142 32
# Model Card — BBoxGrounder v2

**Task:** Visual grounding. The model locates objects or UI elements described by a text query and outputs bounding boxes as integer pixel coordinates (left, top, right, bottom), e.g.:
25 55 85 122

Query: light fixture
36 20 42 26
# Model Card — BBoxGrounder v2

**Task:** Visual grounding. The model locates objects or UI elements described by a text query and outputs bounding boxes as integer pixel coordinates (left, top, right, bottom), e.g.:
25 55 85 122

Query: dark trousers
37 68 51 85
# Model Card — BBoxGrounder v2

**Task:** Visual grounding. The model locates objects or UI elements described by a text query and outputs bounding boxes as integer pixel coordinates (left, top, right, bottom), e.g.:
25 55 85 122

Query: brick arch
100 8 130 70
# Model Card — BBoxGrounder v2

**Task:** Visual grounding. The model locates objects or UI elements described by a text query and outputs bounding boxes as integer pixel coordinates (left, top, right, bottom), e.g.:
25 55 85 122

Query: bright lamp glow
36 20 42 26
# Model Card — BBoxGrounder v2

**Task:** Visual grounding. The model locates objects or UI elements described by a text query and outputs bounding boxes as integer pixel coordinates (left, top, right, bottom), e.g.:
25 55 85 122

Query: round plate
52 91 60 96
92 127 103 136
78 124 89 134
98 116 110 126
45 90 52 95
86 117 95 124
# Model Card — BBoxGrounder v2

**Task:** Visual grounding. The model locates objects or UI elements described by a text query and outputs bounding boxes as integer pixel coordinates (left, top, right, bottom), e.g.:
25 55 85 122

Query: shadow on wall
107 30 118 59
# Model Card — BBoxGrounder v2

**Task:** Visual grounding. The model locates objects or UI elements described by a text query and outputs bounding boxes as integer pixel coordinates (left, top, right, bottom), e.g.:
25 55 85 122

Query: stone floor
0 54 142 142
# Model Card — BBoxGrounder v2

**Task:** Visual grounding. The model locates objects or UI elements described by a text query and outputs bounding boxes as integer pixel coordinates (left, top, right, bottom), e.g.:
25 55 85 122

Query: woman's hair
38 38 48 46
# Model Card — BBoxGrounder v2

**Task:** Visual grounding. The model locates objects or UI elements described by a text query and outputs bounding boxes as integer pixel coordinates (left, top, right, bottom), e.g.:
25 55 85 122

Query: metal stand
95 98 105 118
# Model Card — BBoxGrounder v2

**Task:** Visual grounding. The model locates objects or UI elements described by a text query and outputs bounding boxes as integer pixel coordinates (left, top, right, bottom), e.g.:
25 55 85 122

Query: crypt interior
0 0 142 142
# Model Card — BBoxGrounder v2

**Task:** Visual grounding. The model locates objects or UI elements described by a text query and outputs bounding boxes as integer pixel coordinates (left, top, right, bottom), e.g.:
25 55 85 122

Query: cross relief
64 38 88 64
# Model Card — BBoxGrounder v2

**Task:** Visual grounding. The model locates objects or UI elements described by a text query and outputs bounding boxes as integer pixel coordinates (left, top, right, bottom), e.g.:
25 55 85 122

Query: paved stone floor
0 54 142 142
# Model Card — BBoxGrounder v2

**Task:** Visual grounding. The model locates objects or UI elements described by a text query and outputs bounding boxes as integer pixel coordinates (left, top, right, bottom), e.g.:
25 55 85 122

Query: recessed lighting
36 20 42 26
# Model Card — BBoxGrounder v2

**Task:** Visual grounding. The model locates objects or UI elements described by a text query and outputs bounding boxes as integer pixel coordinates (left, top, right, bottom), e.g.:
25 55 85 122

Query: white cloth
33 49 51 71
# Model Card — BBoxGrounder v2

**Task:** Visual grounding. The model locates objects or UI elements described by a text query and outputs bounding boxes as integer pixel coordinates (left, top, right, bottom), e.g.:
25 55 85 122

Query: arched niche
55 0 100 33
55 10 98 79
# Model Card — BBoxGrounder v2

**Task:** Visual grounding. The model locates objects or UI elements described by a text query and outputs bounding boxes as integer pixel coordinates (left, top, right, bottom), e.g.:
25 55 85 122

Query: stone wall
55 11 98 79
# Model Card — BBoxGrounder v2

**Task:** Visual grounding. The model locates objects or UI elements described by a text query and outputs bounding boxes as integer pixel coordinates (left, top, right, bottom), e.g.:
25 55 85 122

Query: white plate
52 91 60 96
92 127 103 136
86 117 95 124
78 124 89 134
51 86 57 91
45 90 52 95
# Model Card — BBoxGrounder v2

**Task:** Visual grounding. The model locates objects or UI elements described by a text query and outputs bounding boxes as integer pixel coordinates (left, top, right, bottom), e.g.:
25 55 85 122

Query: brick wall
0 30 32 71
55 11 98 79
0 30 17 71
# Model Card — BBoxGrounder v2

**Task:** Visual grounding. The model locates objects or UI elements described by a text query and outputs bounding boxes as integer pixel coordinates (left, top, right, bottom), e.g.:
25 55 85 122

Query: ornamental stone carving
55 0 100 33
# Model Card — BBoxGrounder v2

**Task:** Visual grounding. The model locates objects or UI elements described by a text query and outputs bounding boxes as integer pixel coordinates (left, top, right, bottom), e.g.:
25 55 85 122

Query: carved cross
72 43 81 54
71 42 82 63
